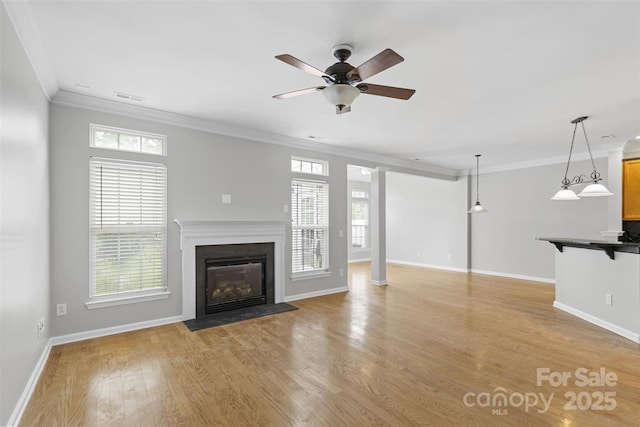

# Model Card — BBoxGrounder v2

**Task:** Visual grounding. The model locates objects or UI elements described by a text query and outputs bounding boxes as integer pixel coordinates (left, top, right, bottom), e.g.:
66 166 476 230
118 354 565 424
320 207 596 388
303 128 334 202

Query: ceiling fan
273 44 416 115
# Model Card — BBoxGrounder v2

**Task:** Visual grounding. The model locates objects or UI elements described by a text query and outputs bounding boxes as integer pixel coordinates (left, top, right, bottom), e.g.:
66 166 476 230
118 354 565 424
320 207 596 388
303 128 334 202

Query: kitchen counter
537 237 640 260
539 237 640 343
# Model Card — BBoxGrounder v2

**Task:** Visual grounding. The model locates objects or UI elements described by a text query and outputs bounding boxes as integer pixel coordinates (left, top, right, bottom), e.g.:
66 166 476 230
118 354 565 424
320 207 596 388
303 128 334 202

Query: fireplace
175 220 286 321
195 242 275 318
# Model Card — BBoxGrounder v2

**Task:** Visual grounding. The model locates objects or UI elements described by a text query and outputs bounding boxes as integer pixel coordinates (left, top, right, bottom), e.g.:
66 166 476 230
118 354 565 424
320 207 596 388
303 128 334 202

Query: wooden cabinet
623 159 640 220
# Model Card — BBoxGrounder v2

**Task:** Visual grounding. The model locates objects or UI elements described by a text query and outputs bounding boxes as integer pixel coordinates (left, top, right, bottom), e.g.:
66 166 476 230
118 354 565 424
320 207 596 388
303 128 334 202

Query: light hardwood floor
22 263 640 426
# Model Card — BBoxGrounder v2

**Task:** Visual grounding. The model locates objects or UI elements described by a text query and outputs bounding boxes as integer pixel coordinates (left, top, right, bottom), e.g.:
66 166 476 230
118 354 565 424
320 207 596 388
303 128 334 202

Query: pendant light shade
578 183 613 197
322 84 360 109
468 154 488 213
551 188 580 201
551 116 612 200
469 202 488 213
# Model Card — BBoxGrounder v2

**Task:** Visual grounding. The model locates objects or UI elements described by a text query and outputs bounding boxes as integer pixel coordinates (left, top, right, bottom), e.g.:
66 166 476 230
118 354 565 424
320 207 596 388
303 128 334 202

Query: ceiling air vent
114 91 145 102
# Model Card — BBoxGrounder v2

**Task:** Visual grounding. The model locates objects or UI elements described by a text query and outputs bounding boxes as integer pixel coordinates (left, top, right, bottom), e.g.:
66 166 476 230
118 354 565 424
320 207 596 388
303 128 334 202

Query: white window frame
291 178 330 279
291 156 329 176
90 124 167 156
87 157 169 309
351 190 370 251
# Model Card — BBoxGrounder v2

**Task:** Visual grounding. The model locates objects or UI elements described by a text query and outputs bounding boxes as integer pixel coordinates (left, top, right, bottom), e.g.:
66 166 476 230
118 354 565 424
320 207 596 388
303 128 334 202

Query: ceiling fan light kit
322 84 360 114
273 44 415 114
551 116 613 201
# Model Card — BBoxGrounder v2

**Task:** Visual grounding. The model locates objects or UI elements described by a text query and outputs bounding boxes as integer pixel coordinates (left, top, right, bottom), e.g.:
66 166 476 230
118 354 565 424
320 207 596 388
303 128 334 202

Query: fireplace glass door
205 256 266 313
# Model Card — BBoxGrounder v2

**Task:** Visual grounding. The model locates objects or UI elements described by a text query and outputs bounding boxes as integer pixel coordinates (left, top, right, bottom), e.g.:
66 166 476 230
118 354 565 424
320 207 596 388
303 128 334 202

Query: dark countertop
537 237 640 260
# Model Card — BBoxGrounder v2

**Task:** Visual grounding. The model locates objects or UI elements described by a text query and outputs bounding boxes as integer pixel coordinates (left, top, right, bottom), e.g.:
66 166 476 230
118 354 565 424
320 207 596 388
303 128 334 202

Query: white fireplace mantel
175 219 287 320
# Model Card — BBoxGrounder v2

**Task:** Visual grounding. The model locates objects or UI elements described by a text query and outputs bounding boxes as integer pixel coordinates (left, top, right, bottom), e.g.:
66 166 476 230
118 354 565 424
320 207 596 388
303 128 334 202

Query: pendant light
551 116 612 200
469 154 488 213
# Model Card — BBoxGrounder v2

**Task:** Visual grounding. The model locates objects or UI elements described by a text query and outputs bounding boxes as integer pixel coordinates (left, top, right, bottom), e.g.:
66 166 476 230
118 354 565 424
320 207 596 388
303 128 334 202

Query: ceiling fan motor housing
325 62 357 84
326 44 360 84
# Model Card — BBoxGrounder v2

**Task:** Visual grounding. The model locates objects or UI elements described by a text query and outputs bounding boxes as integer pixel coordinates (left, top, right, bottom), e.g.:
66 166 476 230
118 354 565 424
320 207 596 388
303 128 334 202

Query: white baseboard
7 340 52 427
284 286 349 302
553 301 640 343
353 260 554 285
49 315 184 346
387 259 469 274
470 268 555 284
370 280 388 286
348 258 371 264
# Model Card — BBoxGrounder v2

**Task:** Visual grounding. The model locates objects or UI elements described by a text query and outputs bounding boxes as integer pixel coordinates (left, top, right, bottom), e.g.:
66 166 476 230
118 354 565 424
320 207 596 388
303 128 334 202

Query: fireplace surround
175 220 286 320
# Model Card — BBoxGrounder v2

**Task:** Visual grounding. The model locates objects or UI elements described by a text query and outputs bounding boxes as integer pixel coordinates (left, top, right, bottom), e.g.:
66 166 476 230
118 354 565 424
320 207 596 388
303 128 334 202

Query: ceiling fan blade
275 54 328 78
336 105 351 115
357 83 415 100
347 48 404 82
273 86 326 99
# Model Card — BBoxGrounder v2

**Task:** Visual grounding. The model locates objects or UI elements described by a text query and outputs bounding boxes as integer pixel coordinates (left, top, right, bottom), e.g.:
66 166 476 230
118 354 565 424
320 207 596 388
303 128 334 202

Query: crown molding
52 90 458 179
3 0 58 100
458 149 612 177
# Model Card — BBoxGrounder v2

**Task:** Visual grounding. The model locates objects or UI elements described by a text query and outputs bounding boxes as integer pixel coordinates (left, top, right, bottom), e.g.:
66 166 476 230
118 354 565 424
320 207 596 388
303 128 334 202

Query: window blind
89 158 167 297
291 179 329 273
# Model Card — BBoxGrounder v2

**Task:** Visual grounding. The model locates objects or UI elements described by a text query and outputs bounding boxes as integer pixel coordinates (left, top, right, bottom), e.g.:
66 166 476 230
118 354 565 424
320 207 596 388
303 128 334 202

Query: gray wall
0 4 51 424
385 160 610 281
386 172 468 271
49 103 352 336
470 159 609 280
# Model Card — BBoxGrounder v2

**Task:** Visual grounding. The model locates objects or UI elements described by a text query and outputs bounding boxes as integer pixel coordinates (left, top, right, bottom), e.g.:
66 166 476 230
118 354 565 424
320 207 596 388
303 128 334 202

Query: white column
601 148 624 241
370 167 388 285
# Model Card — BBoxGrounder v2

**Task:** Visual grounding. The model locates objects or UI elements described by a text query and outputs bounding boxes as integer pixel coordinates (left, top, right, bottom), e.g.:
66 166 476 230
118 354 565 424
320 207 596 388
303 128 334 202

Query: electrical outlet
56 303 67 316
339 268 344 277
605 293 612 305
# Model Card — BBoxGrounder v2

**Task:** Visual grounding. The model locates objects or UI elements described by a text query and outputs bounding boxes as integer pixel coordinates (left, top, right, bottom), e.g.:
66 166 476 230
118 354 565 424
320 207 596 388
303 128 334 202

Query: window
89 158 167 305
291 156 328 176
90 124 167 156
291 179 329 275
351 190 369 250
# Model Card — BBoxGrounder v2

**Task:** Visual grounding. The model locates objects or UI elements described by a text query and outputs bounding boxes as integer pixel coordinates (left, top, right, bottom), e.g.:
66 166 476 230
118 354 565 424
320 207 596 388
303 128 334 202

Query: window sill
86 290 171 309
291 271 331 281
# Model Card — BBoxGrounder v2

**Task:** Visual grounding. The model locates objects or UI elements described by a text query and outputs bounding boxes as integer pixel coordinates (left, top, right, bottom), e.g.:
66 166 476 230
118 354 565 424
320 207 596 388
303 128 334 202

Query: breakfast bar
539 237 640 343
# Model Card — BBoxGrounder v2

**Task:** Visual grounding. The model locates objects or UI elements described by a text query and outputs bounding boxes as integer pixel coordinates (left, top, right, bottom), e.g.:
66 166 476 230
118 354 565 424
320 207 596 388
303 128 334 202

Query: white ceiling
12 0 640 173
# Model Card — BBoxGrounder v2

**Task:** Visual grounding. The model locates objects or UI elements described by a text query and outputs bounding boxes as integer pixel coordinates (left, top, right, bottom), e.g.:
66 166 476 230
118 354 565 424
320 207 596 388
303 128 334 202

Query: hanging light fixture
322 84 360 113
469 154 488 213
551 116 613 200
